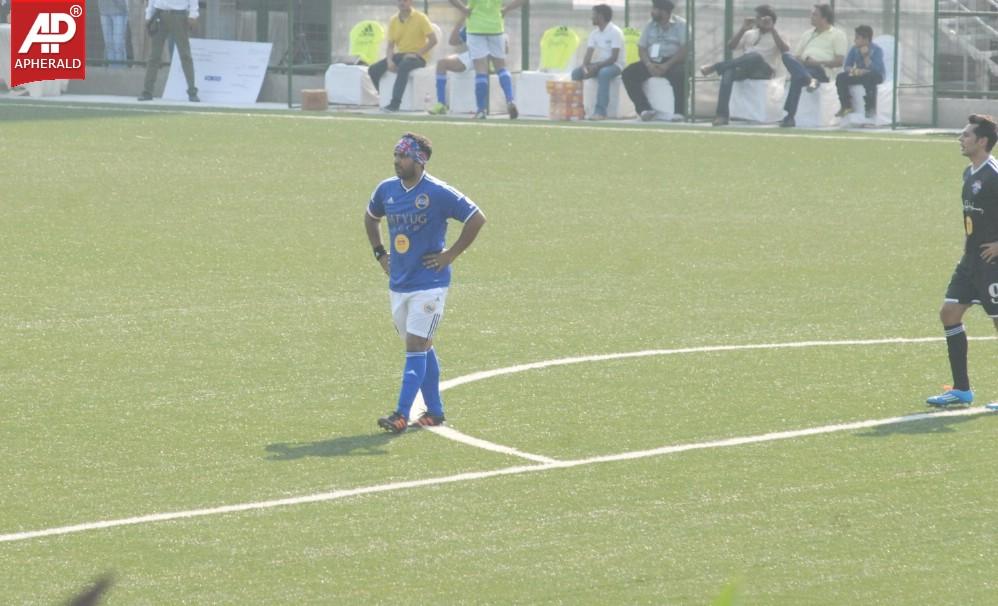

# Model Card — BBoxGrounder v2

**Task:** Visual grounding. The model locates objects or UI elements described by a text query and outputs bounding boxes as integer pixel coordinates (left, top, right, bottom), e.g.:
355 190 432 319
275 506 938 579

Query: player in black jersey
928 114 998 409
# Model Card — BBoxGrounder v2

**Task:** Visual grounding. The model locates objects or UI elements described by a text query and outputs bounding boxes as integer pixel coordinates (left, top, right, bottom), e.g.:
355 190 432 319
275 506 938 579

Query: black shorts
944 254 998 317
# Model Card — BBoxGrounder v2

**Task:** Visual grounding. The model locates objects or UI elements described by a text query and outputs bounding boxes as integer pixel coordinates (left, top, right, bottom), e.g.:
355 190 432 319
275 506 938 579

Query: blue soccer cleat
985 402 998 411
926 388 974 407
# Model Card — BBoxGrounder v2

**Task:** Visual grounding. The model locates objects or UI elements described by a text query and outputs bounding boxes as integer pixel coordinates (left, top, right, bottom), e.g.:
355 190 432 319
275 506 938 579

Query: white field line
0 99 955 145
2 336 995 544
420 336 996 460
409 392 558 463
437 337 963 392
1 406 991 544
422 424 558 464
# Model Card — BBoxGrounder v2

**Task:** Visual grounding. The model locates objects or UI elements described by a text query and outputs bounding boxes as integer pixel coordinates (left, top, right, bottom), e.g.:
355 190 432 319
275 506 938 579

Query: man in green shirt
449 0 525 119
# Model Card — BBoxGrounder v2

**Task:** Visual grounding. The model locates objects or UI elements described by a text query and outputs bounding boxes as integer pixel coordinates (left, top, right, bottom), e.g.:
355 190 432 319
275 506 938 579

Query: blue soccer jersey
367 173 479 292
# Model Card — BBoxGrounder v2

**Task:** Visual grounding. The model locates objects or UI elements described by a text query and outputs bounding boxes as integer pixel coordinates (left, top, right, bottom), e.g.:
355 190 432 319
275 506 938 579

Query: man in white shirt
779 3 847 127
138 0 200 102
570 4 626 120
700 5 787 126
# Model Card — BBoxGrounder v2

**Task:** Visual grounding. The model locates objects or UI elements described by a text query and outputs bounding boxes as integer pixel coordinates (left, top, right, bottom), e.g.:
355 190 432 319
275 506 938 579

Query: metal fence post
521 1 530 71
287 0 293 108
687 0 694 121
932 0 938 127
891 0 899 129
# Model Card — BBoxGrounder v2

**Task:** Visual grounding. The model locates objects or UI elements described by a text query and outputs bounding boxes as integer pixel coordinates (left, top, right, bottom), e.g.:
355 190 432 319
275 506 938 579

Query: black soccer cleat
415 412 445 427
378 411 408 433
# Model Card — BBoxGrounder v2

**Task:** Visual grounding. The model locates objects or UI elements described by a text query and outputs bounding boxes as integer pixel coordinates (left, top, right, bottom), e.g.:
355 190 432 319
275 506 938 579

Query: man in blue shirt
364 133 487 433
834 25 885 119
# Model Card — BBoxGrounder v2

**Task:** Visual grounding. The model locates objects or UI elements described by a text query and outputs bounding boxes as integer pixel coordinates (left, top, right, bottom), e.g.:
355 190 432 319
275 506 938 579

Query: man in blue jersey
365 133 487 432
926 115 998 411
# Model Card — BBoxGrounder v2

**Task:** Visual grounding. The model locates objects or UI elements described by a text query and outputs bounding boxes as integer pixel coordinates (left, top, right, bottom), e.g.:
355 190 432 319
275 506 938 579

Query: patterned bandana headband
394 135 428 165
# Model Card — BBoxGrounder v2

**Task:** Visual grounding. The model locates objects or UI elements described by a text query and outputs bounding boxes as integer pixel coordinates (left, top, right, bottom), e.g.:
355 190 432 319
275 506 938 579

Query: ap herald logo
10 0 86 87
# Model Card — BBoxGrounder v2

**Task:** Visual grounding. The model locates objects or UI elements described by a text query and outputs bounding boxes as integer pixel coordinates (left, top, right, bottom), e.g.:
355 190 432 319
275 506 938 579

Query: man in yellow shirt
368 0 438 112
778 3 846 127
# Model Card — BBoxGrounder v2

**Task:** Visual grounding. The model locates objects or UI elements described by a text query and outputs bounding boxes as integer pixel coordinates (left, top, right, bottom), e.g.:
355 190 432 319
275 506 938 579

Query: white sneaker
986 402 998 411
639 110 656 122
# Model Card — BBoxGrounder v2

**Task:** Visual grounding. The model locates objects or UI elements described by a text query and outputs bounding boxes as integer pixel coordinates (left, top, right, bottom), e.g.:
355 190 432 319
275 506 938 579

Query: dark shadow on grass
265 431 408 460
65 573 114 606
855 409 991 437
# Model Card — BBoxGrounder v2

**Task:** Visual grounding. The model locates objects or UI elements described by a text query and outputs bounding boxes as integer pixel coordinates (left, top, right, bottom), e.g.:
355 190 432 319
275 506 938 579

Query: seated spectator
622 0 687 121
368 0 437 113
428 17 471 115
778 3 847 128
834 25 885 119
700 4 787 126
571 3 626 121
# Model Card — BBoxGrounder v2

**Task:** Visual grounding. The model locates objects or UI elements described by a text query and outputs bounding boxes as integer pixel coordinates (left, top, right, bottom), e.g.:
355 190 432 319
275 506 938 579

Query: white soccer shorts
466 33 506 60
390 287 448 340
458 51 474 71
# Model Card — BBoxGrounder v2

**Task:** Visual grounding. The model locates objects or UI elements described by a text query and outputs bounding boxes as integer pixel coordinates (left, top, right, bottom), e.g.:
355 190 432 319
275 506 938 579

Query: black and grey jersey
961 156 998 257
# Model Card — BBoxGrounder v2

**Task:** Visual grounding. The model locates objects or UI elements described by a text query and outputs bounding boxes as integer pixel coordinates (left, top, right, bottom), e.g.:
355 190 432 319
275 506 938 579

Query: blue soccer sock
420 348 444 416
395 351 427 418
475 73 489 112
435 74 447 105
497 68 514 103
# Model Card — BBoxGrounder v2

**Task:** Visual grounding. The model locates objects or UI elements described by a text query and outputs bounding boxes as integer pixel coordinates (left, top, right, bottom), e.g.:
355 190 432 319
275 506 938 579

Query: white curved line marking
440 337 993 392
422 336 996 459
422 424 558 464
1 337 994 543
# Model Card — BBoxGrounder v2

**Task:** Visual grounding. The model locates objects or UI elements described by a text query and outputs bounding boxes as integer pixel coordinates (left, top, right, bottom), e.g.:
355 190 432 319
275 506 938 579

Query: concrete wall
66 66 323 105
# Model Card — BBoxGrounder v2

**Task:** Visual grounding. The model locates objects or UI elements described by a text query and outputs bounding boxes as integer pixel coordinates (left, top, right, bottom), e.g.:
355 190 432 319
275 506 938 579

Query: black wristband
373 245 387 261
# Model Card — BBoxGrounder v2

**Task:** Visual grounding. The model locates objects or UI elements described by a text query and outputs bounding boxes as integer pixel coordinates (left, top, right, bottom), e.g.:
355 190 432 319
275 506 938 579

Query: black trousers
709 52 773 118
622 61 686 115
368 54 427 109
143 10 196 95
835 71 883 111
